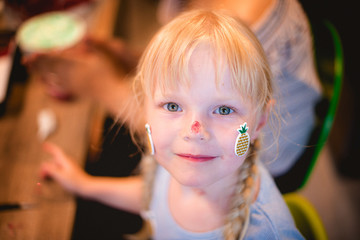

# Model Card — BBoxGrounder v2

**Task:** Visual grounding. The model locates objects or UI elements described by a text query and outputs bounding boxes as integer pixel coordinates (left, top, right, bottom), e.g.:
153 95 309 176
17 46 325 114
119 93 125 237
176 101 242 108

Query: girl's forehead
149 44 227 93
190 43 216 60
188 45 239 91
189 43 227 69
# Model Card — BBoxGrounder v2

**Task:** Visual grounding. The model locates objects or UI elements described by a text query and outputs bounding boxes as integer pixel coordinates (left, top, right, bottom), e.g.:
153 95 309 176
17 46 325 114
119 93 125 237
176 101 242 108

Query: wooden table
0 76 97 240
0 1 119 239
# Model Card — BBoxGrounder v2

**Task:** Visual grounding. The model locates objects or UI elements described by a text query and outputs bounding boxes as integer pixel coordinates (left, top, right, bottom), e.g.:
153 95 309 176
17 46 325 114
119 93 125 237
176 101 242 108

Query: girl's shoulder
245 162 304 239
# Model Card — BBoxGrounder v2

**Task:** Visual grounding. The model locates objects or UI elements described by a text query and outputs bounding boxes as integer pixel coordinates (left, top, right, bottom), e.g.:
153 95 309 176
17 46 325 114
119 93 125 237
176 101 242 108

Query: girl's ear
251 99 275 142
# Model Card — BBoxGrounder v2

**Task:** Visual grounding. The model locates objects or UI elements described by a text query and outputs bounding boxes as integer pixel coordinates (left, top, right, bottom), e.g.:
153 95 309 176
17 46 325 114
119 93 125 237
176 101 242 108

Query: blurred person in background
3 1 144 238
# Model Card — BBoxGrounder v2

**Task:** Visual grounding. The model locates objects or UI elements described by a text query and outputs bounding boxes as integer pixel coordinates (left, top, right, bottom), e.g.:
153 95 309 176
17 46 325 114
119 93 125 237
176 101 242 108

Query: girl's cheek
215 129 238 154
151 122 175 148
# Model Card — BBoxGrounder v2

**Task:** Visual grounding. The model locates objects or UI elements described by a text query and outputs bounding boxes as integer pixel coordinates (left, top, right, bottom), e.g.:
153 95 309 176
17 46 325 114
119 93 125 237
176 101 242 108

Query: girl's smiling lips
176 153 217 162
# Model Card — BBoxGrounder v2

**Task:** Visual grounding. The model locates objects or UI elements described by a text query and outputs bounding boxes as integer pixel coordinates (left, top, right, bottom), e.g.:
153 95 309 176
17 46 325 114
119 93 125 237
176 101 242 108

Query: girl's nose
184 120 209 141
191 121 201 134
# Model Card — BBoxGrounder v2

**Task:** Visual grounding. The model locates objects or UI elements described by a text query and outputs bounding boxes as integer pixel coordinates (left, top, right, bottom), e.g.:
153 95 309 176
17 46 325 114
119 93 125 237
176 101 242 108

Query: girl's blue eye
165 102 181 112
215 106 234 115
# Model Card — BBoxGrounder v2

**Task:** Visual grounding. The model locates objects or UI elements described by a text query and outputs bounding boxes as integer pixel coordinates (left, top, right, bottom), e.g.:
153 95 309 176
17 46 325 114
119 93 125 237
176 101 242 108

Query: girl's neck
168 174 238 232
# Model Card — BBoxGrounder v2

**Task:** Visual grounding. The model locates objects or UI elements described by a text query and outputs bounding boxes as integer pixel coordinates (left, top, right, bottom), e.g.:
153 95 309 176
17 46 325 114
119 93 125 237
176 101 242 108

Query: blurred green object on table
16 11 86 53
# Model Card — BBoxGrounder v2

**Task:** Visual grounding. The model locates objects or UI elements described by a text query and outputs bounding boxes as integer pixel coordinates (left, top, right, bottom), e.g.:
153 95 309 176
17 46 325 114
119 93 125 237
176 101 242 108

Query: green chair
275 19 344 193
299 20 343 189
284 193 328 240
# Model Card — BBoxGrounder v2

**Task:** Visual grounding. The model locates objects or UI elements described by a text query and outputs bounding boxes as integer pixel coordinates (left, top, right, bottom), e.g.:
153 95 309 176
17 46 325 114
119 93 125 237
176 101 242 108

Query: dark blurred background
299 0 359 178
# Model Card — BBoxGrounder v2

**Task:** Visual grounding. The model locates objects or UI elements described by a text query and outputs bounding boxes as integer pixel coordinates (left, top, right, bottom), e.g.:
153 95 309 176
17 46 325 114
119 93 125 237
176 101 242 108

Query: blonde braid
223 140 260 240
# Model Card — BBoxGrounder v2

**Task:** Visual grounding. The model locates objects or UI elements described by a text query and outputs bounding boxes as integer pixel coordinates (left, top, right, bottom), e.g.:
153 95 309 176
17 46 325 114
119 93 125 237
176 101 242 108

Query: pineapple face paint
145 123 155 155
235 122 250 157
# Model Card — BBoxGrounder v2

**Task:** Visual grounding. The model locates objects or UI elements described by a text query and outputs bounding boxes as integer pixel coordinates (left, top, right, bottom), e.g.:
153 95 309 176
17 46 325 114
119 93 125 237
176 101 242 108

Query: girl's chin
171 172 213 189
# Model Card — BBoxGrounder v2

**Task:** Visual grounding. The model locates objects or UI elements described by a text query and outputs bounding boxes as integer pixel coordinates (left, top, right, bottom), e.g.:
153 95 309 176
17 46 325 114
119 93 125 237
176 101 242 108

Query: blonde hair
127 10 272 240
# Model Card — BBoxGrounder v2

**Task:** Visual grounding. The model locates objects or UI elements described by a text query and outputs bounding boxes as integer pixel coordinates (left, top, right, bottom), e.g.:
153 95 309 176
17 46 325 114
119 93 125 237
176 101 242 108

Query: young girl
41 10 303 239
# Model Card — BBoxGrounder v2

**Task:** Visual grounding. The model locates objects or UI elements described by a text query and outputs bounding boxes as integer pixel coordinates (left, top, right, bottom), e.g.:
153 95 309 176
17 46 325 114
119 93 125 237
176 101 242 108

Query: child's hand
40 142 91 196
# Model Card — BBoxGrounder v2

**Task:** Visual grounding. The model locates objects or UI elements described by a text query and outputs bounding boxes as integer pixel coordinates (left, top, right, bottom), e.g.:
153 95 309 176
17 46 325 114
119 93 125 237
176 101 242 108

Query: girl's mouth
176 153 216 162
